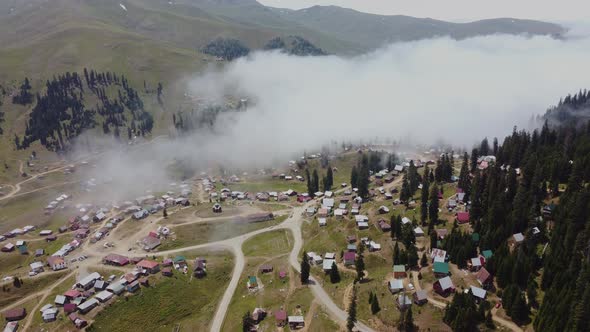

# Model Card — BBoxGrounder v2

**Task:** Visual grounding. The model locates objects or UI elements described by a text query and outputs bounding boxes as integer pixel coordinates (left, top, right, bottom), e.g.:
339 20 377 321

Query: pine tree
407 161 419 194
458 152 470 192
330 262 341 283
400 176 411 202
428 184 439 225
306 168 313 196
485 310 495 328
407 245 419 268
350 166 358 188
395 215 403 239
480 138 490 156
300 251 310 284
370 293 381 314
420 176 430 226
326 166 334 190
403 306 415 332
347 286 357 332
420 252 428 267
393 242 401 265
312 169 319 194
242 311 254 332
358 160 370 199
510 293 529 324
355 253 365 282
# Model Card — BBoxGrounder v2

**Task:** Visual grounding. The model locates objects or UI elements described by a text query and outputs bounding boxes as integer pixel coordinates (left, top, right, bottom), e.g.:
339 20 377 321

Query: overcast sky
258 0 589 22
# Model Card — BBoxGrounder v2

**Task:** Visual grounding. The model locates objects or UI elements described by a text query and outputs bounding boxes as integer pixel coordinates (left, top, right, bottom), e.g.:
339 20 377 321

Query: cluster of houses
32 265 161 328
26 254 208 329
44 194 71 214
209 187 297 203
1 225 37 241
103 254 207 278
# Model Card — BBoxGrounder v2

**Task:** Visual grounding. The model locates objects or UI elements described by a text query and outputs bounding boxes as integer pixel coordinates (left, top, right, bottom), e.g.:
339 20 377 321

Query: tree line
14 70 155 152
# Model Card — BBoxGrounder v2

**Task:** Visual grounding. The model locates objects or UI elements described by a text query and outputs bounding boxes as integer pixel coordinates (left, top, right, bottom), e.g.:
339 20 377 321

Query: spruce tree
420 176 430 226
407 245 419 268
300 251 310 284
420 252 428 267
393 242 400 265
358 161 370 199
355 253 365 282
403 306 415 332
370 293 381 314
430 230 437 249
400 176 411 202
350 166 358 188
347 286 357 332
407 161 419 194
330 262 341 283
458 152 470 192
390 214 396 239
326 166 334 190
242 311 254 332
312 169 319 194
428 184 439 225
395 215 403 239
306 168 313 196
485 310 494 328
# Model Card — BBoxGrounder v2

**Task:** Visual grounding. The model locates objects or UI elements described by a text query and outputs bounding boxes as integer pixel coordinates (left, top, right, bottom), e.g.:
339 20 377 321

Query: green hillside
0 0 566 174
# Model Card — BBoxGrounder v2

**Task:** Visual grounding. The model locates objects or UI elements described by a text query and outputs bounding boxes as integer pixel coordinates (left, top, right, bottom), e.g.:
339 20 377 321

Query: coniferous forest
13 70 156 152
436 119 590 331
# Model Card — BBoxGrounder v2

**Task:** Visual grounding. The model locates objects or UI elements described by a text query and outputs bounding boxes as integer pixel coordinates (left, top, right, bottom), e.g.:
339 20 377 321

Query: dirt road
0 164 71 201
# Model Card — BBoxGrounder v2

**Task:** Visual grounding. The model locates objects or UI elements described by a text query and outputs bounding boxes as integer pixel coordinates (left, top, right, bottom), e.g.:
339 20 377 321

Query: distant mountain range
0 0 566 82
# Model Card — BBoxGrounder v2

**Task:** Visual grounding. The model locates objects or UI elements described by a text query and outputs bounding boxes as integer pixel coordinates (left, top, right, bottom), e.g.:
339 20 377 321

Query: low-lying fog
82 32 590 199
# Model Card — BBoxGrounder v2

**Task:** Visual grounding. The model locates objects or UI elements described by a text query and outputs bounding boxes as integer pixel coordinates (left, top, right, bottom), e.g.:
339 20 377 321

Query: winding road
150 202 375 332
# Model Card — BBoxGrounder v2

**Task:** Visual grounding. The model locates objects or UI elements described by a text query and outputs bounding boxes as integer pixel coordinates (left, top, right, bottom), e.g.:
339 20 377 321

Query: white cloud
188 34 590 154
86 34 590 198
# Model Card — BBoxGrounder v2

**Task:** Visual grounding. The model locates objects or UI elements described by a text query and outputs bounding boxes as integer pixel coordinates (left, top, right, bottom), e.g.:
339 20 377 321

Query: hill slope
271 5 565 49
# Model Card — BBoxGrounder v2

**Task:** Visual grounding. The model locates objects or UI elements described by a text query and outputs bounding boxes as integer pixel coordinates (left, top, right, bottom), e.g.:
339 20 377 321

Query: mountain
0 0 568 163
0 0 565 84
271 5 565 50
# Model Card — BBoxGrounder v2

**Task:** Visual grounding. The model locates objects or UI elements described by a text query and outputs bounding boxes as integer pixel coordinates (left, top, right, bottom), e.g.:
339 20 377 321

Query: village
0 145 552 332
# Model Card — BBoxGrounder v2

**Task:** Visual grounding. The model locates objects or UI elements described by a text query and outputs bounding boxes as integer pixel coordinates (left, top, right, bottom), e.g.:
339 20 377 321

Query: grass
307 306 341 331
230 179 307 194
221 257 296 332
0 234 71 274
88 251 233 332
0 271 68 308
242 230 293 257
29 274 77 330
159 216 286 251
253 202 292 212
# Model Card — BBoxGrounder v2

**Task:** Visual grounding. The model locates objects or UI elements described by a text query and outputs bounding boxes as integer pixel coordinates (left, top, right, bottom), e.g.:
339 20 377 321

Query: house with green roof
482 250 493 260
433 261 449 277
471 233 480 242
247 276 258 289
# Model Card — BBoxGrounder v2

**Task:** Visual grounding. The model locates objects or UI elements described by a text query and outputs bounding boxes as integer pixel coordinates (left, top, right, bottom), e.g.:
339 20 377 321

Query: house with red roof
63 289 82 299
102 254 129 266
343 252 355 266
476 267 493 288
456 212 470 224
275 310 287 327
136 260 160 274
